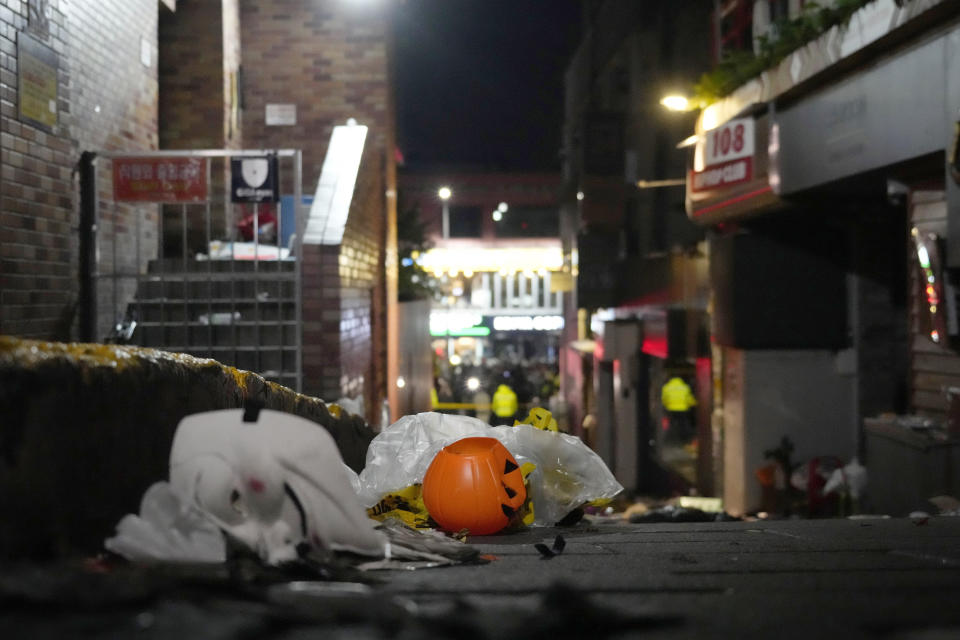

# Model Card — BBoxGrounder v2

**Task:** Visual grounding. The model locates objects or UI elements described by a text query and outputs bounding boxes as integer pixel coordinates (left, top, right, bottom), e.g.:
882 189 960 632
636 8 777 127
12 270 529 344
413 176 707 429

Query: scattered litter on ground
627 504 739 524
534 535 566 559
106 407 484 575
353 411 623 531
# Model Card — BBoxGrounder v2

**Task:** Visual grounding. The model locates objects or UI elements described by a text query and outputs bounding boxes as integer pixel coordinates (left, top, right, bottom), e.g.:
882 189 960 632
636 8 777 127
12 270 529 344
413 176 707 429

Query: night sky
392 0 582 172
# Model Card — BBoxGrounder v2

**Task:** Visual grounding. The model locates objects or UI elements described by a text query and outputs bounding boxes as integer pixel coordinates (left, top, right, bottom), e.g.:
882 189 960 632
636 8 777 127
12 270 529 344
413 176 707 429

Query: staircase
126 257 300 389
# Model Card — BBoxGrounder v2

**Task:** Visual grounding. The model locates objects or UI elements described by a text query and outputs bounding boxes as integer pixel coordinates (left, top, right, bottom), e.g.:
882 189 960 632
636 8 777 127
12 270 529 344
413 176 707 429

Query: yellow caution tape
367 484 433 529
514 407 559 432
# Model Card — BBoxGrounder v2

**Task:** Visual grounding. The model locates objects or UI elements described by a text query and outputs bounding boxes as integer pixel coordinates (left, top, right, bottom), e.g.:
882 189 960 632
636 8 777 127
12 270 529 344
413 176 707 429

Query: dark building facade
686 0 960 515
561 1 715 495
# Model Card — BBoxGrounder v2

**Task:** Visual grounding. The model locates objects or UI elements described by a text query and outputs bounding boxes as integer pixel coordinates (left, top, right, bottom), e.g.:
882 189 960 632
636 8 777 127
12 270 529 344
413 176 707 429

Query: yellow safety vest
491 384 518 417
662 377 696 412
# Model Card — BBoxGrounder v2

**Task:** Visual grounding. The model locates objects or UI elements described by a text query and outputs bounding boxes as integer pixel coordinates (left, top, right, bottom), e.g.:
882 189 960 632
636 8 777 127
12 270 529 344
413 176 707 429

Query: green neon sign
430 326 491 337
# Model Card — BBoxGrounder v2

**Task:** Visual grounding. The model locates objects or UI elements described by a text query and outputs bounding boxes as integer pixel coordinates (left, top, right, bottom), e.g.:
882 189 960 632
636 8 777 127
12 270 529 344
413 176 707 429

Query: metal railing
78 149 305 391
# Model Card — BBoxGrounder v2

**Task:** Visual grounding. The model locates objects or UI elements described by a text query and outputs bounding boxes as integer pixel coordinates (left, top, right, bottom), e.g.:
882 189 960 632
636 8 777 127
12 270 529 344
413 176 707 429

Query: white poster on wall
265 103 297 126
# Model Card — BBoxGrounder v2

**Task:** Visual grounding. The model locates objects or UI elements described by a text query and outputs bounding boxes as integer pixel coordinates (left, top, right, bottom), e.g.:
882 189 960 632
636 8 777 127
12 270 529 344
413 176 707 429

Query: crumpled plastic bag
353 412 623 526
105 482 226 563
822 457 867 499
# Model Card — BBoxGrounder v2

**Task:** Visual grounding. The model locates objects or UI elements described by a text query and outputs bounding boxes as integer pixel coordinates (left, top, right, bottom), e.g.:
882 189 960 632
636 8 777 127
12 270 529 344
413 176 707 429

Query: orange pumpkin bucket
422 437 527 535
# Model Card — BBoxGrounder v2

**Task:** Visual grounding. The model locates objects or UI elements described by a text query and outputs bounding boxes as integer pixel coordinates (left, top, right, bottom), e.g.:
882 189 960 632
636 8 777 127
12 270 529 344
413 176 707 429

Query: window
449 206 483 238
495 207 559 238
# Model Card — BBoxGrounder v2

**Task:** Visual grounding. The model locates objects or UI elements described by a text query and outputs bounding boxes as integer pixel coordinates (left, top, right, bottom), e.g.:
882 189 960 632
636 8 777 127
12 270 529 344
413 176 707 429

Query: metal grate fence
79 149 304 391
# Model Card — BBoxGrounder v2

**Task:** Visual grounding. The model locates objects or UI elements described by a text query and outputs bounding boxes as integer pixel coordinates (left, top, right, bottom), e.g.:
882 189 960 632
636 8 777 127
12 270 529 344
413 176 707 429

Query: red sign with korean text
113 157 208 202
690 158 753 193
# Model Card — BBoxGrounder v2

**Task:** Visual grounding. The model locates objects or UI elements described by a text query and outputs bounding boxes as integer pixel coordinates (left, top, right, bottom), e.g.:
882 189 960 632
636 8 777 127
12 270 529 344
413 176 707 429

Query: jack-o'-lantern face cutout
422 437 527 535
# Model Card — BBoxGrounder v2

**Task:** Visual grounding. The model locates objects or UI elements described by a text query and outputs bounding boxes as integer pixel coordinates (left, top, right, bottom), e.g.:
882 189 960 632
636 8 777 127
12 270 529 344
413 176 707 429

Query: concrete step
135 321 298 348
148 258 294 274
137 277 295 301
130 300 296 323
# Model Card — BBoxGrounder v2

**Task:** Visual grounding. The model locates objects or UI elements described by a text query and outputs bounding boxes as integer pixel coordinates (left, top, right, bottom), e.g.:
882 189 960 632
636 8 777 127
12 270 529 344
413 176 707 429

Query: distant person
661 376 697 442
434 378 455 413
581 413 597 450
490 383 518 426
473 387 491 424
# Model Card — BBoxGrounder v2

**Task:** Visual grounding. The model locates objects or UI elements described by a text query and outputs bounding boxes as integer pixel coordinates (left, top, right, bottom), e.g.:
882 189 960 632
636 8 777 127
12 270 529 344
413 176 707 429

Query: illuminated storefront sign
420 246 563 275
430 311 486 337
430 312 565 335
492 315 564 331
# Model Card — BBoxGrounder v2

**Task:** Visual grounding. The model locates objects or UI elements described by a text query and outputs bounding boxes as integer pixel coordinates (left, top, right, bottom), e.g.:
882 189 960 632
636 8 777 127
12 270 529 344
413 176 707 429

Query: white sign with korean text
703 117 754 168
265 103 297 126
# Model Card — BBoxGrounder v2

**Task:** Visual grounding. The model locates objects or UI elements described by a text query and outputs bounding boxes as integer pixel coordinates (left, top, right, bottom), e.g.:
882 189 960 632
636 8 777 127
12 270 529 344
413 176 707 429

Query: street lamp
660 94 691 112
438 186 452 238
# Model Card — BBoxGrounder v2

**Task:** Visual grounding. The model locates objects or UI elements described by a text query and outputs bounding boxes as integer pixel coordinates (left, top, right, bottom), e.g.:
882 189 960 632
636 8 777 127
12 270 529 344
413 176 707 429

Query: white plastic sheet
354 412 623 526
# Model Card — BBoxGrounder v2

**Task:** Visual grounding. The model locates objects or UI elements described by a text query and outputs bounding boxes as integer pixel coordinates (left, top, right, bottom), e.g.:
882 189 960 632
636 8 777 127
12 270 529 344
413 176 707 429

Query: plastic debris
357 518 487 571
107 407 488 571
197 311 241 326
929 495 960 515
822 457 867 500
105 482 226 563
353 411 623 527
534 534 566 559
628 504 739 523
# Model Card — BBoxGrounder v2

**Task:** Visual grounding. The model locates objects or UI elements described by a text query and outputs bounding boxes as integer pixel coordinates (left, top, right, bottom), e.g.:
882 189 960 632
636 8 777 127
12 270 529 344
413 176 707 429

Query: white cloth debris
105 482 225 563
107 408 385 566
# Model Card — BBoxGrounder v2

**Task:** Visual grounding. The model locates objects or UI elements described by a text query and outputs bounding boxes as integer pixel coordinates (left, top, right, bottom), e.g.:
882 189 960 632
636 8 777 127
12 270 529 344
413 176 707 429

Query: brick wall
301 145 387 420
1 0 159 339
240 0 394 421
159 0 222 150
339 146 385 421
158 0 233 247
301 242 340 401
239 0 391 192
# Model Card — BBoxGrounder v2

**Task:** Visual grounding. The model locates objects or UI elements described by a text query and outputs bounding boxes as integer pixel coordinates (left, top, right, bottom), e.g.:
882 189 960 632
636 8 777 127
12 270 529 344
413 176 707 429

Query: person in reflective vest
661 376 697 442
491 384 518 426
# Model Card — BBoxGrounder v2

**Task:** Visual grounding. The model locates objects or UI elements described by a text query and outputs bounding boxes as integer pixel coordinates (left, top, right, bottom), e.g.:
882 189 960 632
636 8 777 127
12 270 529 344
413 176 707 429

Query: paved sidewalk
383 516 960 639
3 516 960 638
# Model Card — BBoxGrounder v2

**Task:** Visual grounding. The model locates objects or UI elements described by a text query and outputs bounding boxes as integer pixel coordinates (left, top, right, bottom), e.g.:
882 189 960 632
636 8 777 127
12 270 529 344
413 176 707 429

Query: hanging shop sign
686 113 780 225
113 157 208 203
691 117 754 192
231 156 279 202
17 31 58 133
